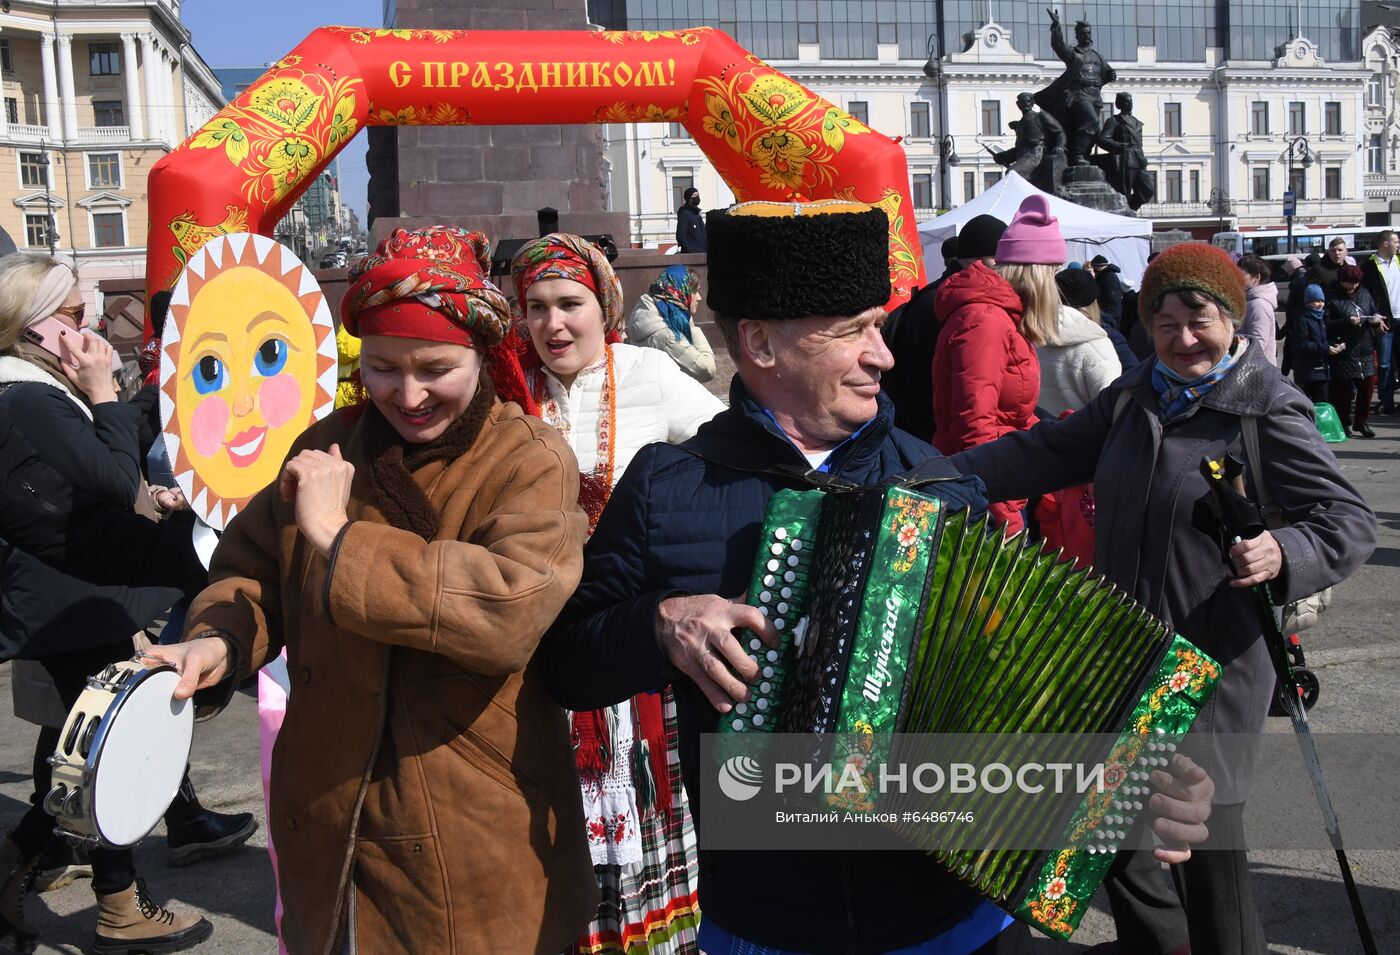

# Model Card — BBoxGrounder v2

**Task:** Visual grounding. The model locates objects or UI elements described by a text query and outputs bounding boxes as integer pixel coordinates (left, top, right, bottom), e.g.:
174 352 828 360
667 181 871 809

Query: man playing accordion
538 201 1215 955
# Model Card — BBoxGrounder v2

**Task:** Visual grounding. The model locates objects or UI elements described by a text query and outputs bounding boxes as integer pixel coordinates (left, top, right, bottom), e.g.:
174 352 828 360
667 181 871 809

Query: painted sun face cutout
159 233 336 531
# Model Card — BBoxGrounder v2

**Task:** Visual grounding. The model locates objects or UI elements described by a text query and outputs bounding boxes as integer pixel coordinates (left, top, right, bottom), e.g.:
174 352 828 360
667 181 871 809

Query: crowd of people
0 192 1378 955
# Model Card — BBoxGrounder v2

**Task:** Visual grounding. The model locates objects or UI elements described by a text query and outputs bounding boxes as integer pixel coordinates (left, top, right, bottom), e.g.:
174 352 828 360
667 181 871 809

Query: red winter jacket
932 260 1041 532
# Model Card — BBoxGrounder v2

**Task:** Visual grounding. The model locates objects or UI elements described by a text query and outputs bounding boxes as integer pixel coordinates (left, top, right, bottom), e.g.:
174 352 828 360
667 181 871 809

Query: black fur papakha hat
704 200 890 320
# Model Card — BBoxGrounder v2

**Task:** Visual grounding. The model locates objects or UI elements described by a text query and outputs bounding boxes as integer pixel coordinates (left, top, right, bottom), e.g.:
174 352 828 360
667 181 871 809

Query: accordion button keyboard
791 539 802 551
762 666 774 678
760 591 772 603
784 571 796 582
767 560 780 572
736 703 748 714
753 714 765 726
764 575 776 587
750 638 762 651
777 602 789 614
774 620 786 631
780 587 792 598
760 682 772 693
732 719 744 731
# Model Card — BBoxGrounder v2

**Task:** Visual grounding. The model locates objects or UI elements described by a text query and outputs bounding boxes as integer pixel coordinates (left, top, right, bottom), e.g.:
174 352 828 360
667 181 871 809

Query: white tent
917 172 1153 289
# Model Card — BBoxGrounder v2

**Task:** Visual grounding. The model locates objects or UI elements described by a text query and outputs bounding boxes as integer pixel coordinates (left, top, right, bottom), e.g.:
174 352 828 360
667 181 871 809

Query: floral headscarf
510 233 625 333
342 226 513 348
648 265 699 343
339 226 533 413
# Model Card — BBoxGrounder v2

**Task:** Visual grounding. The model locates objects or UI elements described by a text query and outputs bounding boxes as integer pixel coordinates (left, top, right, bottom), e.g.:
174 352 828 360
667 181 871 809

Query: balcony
1137 201 1221 219
76 126 130 145
3 124 132 145
6 124 53 144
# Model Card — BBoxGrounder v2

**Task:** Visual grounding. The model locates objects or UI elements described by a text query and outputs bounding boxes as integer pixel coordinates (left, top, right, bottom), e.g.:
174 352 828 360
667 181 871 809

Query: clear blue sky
181 0 382 226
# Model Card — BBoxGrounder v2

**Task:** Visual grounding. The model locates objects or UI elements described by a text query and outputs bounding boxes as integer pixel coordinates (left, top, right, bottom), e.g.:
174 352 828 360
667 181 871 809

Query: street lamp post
924 33 954 210
1208 187 1230 236
1282 136 1313 255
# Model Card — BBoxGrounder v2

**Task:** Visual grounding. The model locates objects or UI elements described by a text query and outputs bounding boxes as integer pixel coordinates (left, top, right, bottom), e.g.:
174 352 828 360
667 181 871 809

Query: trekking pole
1199 453 1377 955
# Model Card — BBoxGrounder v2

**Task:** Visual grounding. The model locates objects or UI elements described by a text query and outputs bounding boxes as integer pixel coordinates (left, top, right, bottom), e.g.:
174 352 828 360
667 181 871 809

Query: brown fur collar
361 377 496 540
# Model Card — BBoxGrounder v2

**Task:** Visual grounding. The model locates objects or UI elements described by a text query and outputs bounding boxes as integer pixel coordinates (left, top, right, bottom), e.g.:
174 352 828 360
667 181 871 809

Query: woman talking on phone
0 253 215 955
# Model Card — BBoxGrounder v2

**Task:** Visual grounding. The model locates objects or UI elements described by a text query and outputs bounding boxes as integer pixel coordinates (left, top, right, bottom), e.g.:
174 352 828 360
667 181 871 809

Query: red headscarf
341 226 534 413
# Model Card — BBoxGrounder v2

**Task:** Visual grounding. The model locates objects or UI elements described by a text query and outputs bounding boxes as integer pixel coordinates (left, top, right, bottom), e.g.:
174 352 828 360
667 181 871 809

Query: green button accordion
719 484 1221 940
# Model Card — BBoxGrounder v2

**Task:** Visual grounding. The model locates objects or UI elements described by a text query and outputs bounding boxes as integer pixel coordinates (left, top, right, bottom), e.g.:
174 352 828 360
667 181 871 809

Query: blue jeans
1378 330 1396 408
696 901 1015 955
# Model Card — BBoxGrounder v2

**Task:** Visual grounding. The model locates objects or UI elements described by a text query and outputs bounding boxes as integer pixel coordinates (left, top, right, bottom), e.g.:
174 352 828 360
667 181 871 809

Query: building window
5 98 16 126
25 214 48 249
0 39 12 74
1370 134 1384 174
670 174 694 212
1288 101 1306 136
667 122 689 140
87 152 121 188
1252 166 1271 200
89 42 120 76
1325 102 1342 136
1325 166 1342 199
1163 103 1182 138
980 100 1001 137
798 21 817 44
1289 167 1307 200
1250 101 1269 136
983 170 1002 190
91 211 124 248
911 173 932 209
1164 170 1183 203
1369 71 1384 108
964 170 976 202
92 100 124 127
847 100 868 124
910 101 930 139
1190 169 1201 202
19 151 48 188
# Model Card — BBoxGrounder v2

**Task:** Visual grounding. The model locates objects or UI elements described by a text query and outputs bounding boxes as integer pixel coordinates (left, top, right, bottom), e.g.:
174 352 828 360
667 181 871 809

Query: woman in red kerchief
148 226 599 955
510 234 723 955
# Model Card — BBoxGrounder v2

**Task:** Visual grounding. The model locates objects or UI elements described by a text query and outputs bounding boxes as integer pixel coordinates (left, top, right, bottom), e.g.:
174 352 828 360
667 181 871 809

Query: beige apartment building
0 0 221 312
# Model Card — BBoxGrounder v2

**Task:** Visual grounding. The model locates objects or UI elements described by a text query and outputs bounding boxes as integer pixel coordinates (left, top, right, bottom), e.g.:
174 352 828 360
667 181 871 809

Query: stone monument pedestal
1056 164 1132 215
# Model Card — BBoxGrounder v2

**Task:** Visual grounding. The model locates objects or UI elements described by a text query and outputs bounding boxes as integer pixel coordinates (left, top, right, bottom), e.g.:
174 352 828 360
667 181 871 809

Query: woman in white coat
1038 267 1123 417
626 265 717 383
511 234 724 955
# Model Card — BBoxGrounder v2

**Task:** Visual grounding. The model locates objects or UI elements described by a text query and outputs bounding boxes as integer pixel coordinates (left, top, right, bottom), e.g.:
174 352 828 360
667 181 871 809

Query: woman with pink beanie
932 194 1063 533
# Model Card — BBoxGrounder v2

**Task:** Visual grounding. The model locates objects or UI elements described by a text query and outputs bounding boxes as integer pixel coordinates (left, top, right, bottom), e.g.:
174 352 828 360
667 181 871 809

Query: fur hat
956 215 1007 260
1139 243 1246 319
705 201 890 320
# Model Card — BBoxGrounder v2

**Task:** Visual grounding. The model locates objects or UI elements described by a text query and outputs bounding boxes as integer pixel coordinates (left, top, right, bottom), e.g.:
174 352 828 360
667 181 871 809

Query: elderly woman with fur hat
949 242 1376 955
510 233 722 955
148 226 599 955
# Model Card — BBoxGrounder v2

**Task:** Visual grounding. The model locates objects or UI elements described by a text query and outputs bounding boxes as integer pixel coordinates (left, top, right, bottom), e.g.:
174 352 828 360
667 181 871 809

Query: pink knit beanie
995 195 1068 265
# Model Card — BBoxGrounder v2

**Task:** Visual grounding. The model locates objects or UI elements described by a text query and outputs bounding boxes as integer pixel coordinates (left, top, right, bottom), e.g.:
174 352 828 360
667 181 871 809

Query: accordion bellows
722 485 1221 940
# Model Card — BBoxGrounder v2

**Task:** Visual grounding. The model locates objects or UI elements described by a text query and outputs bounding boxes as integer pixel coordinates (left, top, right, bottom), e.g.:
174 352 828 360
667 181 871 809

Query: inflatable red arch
145 26 926 337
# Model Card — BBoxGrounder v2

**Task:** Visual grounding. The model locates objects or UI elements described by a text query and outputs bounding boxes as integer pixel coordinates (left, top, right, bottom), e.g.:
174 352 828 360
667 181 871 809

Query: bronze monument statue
993 92 1067 194
1096 92 1155 210
1034 10 1116 166
1029 8 1134 214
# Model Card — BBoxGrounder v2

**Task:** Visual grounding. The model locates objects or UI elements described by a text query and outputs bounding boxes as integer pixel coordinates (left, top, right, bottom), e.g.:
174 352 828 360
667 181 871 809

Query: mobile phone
21 316 80 369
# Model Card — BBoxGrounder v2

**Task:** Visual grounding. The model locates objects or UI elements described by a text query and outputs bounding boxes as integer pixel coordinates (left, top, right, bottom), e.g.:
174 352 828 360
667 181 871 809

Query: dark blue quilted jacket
539 378 989 955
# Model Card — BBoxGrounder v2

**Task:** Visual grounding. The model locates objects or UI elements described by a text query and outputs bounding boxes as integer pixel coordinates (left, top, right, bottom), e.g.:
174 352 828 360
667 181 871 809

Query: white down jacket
527 342 726 480
626 293 718 383
1035 305 1123 417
